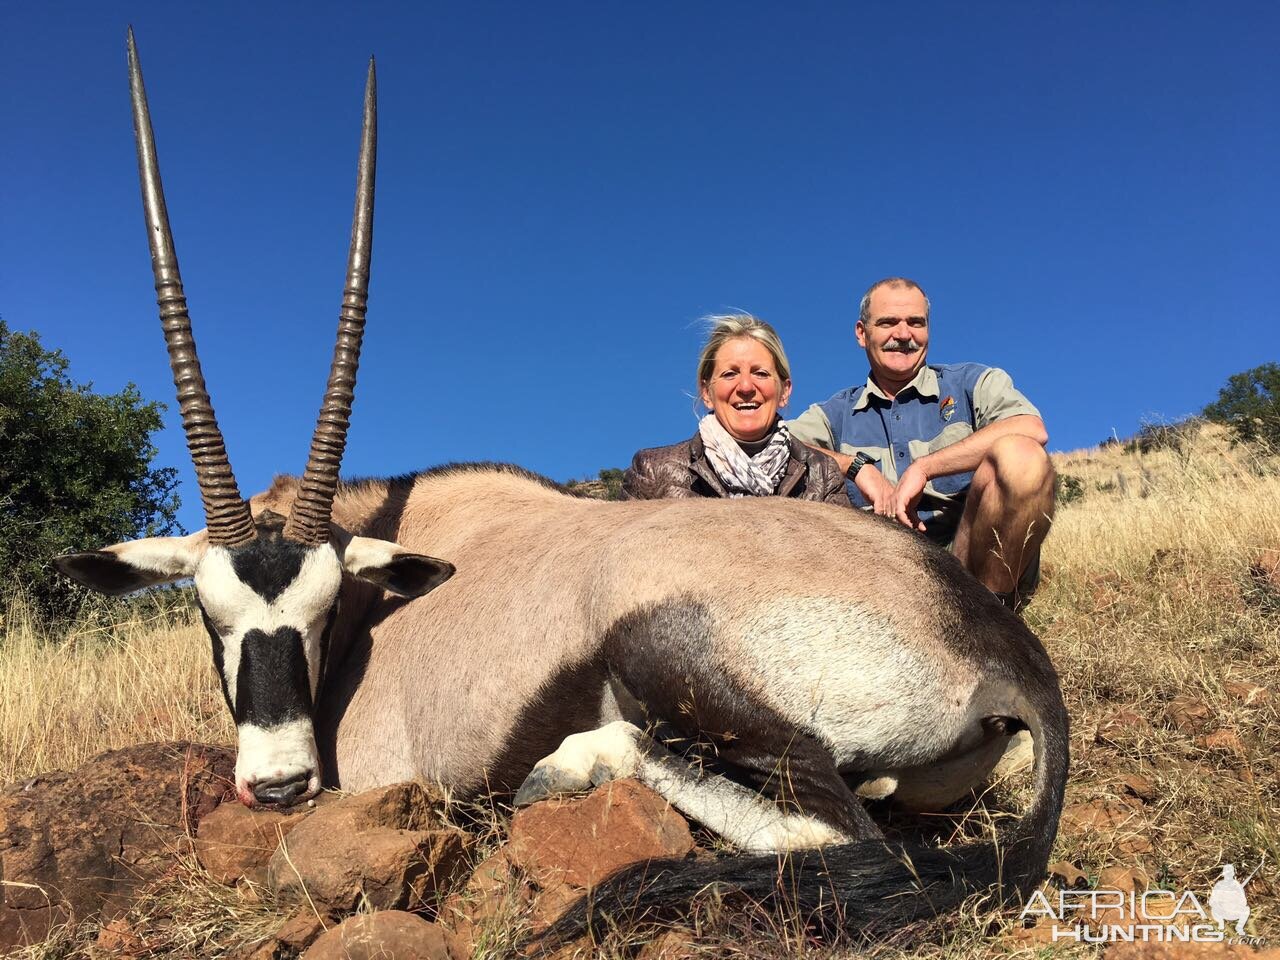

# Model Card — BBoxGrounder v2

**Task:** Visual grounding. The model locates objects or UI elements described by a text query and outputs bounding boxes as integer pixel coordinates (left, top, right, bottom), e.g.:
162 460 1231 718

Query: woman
623 314 850 504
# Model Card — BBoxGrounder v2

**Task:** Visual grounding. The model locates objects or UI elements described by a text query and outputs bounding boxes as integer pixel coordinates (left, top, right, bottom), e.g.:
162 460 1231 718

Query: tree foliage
0 320 181 620
1203 362 1280 449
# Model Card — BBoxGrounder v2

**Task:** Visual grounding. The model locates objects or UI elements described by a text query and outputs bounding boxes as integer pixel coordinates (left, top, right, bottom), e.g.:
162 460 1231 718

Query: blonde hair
695 314 792 389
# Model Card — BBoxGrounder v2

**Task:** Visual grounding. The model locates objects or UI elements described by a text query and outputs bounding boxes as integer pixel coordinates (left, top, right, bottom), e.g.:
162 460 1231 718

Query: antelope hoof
514 721 643 807
514 764 591 807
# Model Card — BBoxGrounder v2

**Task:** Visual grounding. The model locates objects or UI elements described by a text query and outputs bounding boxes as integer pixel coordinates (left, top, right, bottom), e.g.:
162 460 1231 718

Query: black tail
541 684 1068 945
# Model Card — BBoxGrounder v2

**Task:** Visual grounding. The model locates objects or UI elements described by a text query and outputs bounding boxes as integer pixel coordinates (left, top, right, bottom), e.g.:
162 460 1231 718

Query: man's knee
984 434 1053 495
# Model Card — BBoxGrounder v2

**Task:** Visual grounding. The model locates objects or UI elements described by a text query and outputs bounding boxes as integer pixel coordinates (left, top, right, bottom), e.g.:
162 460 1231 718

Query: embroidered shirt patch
940 395 956 422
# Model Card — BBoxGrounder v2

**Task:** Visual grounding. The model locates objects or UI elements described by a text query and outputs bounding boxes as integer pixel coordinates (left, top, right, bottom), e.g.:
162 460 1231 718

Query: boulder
302 911 466 960
0 741 234 952
268 783 470 913
507 778 695 891
445 780 696 948
195 798 318 885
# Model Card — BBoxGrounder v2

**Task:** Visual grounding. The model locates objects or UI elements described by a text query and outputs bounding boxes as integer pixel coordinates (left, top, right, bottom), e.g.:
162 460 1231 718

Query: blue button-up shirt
789 363 1039 540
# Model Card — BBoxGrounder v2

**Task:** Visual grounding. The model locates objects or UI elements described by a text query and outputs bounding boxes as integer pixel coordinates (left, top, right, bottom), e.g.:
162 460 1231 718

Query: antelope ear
341 535 455 598
54 534 207 596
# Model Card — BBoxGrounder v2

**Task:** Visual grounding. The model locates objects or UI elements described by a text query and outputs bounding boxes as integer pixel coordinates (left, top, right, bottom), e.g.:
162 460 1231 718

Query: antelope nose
251 771 311 806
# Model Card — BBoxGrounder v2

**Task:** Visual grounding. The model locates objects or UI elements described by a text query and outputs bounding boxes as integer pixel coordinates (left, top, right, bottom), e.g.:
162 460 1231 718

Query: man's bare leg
951 434 1055 596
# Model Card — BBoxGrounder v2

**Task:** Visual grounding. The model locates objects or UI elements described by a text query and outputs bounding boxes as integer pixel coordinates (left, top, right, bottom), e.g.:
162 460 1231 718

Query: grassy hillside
2 422 1276 956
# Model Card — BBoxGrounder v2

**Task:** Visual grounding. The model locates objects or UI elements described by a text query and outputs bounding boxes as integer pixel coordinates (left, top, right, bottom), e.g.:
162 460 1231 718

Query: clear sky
3 2 1277 533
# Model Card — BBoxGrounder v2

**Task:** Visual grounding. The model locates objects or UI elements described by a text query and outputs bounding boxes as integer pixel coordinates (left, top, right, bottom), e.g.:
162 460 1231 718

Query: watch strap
845 452 877 481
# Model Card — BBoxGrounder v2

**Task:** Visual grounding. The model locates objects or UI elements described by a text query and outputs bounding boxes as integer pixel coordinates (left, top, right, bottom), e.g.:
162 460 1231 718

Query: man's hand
891 462 928 533
853 463 895 517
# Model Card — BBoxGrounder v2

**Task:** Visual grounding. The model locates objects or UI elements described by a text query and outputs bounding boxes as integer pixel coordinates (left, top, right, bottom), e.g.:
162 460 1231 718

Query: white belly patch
731 597 977 768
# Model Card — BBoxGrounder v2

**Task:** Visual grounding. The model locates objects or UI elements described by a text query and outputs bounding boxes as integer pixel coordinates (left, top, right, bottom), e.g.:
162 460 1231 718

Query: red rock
1059 803 1131 834
309 781 443 833
1060 800 1151 854
228 942 282 960
1165 696 1213 734
441 849 531 949
302 912 466 960
1118 773 1157 803
1223 681 1271 705
1095 709 1153 745
1098 865 1150 893
1006 918 1057 946
507 778 695 893
95 917 145 957
1197 728 1246 758
275 907 332 951
1117 834 1154 855
195 798 316 885
267 783 469 913
0 741 234 952
497 779 696 934
448 779 697 948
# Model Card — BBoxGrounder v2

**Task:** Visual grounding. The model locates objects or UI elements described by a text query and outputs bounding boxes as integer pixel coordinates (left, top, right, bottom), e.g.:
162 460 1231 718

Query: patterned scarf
698 414 792 497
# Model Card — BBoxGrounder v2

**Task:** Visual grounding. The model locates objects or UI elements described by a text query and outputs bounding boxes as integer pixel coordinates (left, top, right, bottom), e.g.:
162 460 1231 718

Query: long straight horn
283 60 377 545
127 28 255 547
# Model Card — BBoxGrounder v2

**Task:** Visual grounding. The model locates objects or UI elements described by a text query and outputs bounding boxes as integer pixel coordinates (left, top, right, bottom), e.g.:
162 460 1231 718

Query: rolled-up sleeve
787 404 836 449
972 368 1040 429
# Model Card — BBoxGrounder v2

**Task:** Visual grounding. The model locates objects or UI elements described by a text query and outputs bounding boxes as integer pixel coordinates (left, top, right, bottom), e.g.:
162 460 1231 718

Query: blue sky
3 2 1277 533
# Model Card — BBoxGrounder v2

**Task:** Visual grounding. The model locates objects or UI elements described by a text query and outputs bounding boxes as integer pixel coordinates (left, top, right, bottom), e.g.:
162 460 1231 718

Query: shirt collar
853 365 939 409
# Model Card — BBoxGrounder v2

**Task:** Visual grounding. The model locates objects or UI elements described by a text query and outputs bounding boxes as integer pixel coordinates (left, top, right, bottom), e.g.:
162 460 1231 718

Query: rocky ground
2 726 1276 958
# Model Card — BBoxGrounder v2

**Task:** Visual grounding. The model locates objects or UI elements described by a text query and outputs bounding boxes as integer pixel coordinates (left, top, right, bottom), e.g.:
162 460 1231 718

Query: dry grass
2 422 1277 956
0 591 232 788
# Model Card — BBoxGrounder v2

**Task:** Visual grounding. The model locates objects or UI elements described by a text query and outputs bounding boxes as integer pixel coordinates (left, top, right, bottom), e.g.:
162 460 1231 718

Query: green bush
597 468 625 500
1204 362 1280 450
1055 473 1085 506
0 320 181 622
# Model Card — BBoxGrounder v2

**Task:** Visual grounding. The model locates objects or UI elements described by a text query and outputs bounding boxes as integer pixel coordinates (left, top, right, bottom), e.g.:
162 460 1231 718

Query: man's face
856 284 930 383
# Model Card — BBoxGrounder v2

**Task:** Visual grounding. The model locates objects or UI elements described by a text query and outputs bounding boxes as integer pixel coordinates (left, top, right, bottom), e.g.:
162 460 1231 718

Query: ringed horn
125 28 377 548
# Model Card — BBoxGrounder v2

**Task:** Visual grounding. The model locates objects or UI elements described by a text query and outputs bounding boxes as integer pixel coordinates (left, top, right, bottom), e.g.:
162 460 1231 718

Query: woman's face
700 337 792 442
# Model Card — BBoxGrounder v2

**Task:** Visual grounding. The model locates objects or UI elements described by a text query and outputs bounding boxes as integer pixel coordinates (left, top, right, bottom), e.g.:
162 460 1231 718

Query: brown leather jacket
622 431 852 504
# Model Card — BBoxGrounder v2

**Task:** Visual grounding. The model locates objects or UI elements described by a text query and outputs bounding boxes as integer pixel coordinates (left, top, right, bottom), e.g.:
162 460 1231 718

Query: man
790 277 1054 610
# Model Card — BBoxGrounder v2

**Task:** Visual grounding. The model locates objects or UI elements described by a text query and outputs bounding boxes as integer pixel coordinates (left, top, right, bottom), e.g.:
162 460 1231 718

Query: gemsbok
56 31 1068 940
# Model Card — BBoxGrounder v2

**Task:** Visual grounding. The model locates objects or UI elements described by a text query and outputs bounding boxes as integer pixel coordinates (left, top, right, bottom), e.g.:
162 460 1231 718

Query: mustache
882 338 922 353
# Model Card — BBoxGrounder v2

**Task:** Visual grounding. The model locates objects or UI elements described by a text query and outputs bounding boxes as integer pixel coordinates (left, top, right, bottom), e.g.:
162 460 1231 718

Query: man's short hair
858 277 931 325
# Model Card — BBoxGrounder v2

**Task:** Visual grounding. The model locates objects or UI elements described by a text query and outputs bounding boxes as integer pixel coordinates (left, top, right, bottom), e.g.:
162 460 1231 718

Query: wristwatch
845 452 878 482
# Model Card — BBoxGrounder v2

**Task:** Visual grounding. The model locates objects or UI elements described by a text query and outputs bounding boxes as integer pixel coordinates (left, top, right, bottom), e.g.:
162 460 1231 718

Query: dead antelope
57 33 1068 938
